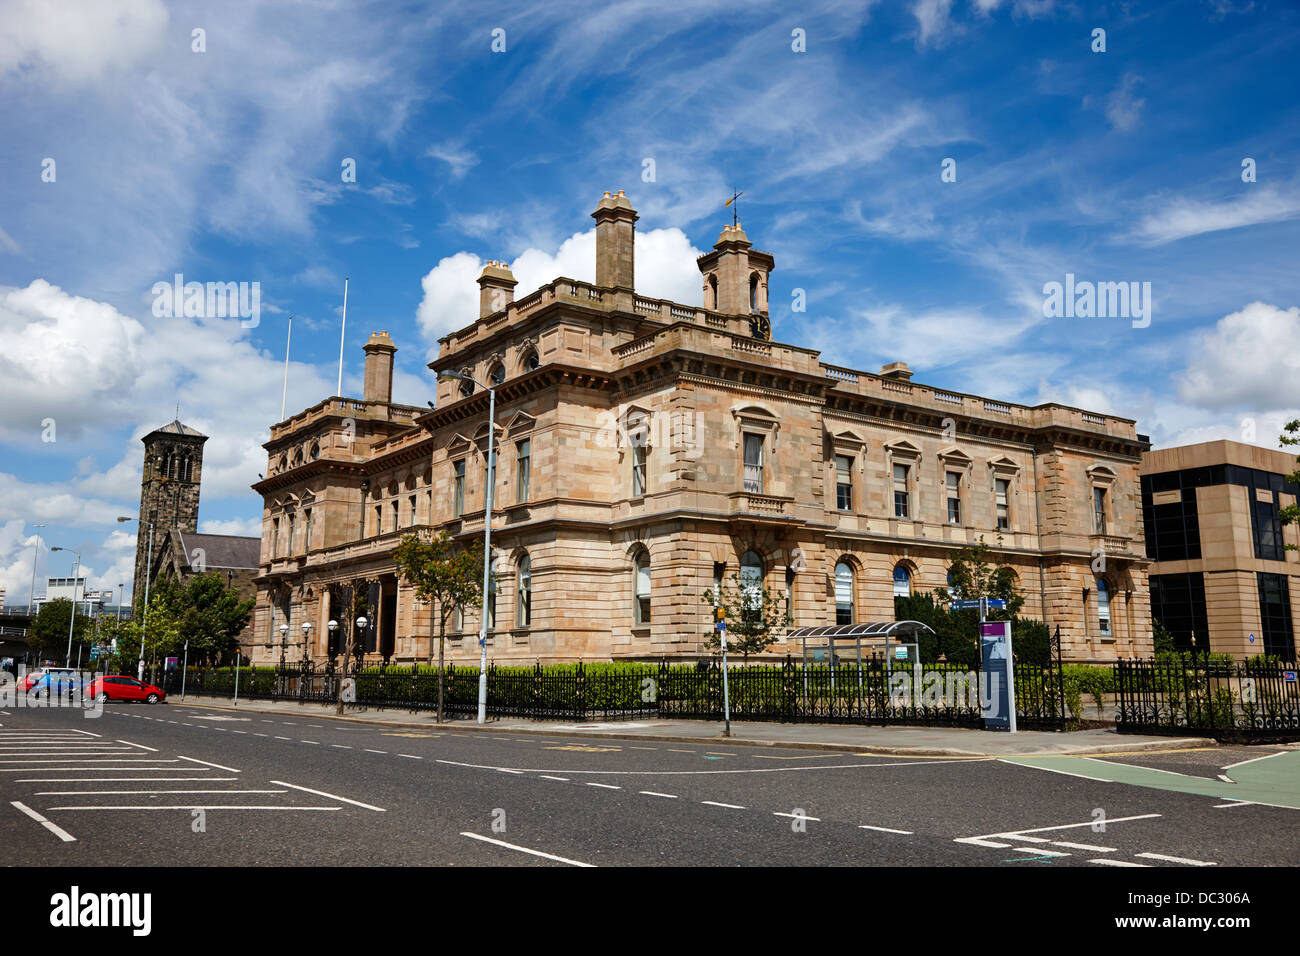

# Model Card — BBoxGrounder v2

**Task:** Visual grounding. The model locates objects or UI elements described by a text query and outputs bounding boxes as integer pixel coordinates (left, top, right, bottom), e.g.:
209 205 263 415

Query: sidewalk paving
168 695 1213 757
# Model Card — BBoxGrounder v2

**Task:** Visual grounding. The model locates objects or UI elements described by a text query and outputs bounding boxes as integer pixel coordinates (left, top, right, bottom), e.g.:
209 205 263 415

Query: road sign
894 647 908 660
717 619 726 631
1284 671 1297 683
1248 633 1256 644
952 600 982 610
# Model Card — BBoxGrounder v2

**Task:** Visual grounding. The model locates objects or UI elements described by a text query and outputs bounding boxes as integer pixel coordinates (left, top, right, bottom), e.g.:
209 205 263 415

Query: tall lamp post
27 523 45 616
118 516 154 680
49 547 81 668
437 369 496 725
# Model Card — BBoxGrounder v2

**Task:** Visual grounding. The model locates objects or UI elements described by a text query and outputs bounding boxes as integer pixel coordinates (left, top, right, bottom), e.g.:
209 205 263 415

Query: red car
85 676 166 704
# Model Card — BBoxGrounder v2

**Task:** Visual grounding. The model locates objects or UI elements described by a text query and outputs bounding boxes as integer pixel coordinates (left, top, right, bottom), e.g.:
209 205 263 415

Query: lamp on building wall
437 368 497 725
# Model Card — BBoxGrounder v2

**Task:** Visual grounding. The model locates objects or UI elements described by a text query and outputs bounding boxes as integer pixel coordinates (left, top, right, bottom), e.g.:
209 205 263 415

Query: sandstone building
251 192 1153 666
1141 439 1299 660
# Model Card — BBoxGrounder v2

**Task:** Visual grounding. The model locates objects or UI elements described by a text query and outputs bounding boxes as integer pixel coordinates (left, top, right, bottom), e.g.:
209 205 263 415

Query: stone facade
132 420 207 608
250 192 1153 667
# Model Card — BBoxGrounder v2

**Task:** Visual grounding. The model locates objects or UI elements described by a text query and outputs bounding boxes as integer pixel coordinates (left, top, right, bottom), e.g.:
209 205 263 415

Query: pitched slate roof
176 532 260 570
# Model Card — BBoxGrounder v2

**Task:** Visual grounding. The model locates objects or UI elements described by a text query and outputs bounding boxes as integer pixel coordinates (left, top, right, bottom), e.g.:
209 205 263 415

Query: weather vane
725 188 743 228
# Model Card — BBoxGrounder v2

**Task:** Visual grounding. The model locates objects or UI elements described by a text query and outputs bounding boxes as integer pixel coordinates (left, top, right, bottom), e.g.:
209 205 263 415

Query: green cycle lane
1002 750 1300 810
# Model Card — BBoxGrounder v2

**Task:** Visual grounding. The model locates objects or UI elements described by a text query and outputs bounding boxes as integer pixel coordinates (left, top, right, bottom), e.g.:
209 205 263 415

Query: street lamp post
437 369 496 725
50 547 81 668
301 621 312 662
117 516 154 681
27 523 45 616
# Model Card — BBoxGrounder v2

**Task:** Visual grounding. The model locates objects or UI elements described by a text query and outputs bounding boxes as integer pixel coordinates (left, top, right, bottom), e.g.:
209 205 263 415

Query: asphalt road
2 701 1297 867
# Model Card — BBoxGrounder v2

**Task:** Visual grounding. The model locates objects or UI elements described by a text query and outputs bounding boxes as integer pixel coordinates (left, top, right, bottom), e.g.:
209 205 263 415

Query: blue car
23 668 81 699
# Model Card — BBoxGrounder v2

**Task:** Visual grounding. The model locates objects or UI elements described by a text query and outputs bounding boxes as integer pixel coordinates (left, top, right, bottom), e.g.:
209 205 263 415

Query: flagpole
336 277 349 397
280 316 293 421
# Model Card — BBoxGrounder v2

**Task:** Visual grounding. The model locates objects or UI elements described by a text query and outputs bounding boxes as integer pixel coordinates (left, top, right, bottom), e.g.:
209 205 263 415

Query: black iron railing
167 654 1067 730
1115 658 1300 741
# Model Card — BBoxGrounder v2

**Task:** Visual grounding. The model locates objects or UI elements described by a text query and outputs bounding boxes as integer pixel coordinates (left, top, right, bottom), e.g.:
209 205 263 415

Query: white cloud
1177 301 1300 411
0 0 168 86
415 228 705 348
199 516 263 537
914 0 956 47
1130 186 1300 245
427 143 479 180
1104 73 1145 132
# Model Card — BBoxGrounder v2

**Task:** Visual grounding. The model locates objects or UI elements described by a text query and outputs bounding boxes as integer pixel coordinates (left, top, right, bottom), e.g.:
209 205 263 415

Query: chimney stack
592 190 638 290
362 330 397 403
477 260 517 318
880 361 913 381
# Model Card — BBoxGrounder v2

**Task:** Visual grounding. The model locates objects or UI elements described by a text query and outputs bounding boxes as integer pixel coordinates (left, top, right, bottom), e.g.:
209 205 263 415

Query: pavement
170 693 1212 756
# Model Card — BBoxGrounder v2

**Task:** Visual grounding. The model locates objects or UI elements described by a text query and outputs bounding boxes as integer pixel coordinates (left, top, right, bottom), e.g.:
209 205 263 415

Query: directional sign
952 600 982 610
985 599 1007 609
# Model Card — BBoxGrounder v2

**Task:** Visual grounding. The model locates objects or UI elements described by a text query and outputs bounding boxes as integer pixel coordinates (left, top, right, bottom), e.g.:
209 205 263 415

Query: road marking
1221 751 1285 770
272 780 387 811
705 752 736 757
667 749 695 753
0 765 180 772
177 755 241 773
116 740 159 752
1213 801 1255 808
253 734 268 738
17 777 236 783
35 789 287 796
640 791 678 799
11 801 76 842
274 736 290 740
45 805 340 812
1135 852 1216 866
460 832 595 867
331 745 352 749
1217 774 1234 783
995 813 1161 838
232 730 247 735
955 838 1015 849
540 775 570 782
431 757 974 777
397 754 422 760
702 801 745 809
586 782 620 790
1090 859 1149 867
859 825 912 834
999 759 1112 782
754 753 848 760
773 811 820 821
301 740 320 745
364 749 387 754
1052 841 1117 852
629 746 657 750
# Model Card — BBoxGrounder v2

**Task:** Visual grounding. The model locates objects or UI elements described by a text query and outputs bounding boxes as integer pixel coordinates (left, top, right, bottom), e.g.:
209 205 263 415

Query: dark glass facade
1141 464 1298 562
1149 572 1208 651
1258 572 1296 661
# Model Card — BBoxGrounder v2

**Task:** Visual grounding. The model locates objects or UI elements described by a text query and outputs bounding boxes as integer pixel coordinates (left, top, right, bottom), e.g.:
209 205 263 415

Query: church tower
132 420 207 608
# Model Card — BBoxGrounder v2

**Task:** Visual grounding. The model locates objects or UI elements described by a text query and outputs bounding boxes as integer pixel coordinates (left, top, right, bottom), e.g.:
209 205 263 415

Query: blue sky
0 0 1297 604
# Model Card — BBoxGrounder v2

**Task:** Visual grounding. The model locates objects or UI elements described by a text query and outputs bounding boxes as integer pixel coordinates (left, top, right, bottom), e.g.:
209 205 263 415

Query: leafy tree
176 573 255 665
1280 418 1300 551
700 571 788 661
944 537 1024 618
392 531 484 722
28 599 95 663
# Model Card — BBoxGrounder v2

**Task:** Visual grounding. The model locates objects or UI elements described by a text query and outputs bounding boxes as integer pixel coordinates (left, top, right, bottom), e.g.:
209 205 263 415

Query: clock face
750 314 771 341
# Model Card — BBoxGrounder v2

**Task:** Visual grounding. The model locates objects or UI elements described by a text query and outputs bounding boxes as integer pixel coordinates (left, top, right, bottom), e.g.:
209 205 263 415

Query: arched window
633 550 651 625
310 442 320 461
749 273 759 312
835 561 854 625
1096 579 1111 636
893 565 911 599
459 377 475 398
489 364 506 386
516 553 531 628
708 274 718 310
522 350 539 372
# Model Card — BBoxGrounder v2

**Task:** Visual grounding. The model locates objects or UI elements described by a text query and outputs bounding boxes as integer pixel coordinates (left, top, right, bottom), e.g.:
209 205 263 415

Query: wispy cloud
1130 185 1300 245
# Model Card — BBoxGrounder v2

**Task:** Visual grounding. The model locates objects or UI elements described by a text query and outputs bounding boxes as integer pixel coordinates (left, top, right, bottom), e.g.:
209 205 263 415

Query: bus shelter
784 620 936 696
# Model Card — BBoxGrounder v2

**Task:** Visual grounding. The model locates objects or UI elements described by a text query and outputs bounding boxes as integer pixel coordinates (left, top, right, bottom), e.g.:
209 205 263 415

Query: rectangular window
713 562 725 606
303 509 312 551
1258 572 1295 660
632 443 647 497
516 439 530 503
271 518 280 558
1093 486 1108 534
835 455 853 511
785 567 795 625
408 495 417 527
391 500 399 533
995 478 1010 530
452 605 463 633
893 463 910 519
743 434 764 494
453 460 465 517
946 471 961 524
373 505 381 537
484 447 498 507
287 515 295 554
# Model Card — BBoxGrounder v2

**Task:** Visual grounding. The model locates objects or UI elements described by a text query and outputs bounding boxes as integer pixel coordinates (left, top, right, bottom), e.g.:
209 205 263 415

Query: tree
700 571 788 661
115 581 185 675
944 536 1024 618
28 599 95 664
1280 418 1300 551
176 573 255 665
392 531 484 722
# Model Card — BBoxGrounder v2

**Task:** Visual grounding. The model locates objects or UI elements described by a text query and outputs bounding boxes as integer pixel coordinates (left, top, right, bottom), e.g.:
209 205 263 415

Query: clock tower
696 221 774 340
